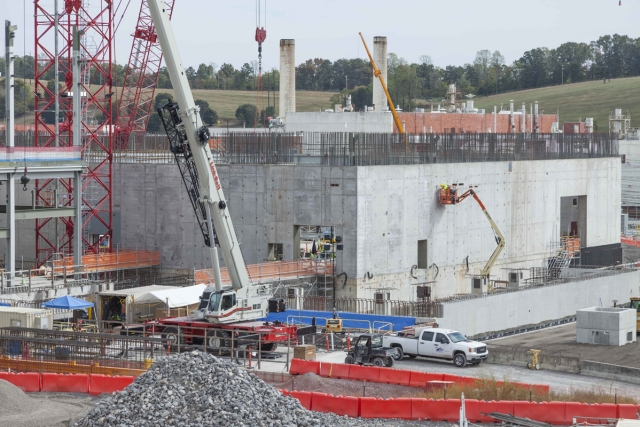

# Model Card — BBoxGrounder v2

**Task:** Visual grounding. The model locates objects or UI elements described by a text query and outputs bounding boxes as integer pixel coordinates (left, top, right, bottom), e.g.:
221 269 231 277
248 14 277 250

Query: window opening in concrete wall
267 243 283 261
417 239 428 269
628 331 633 342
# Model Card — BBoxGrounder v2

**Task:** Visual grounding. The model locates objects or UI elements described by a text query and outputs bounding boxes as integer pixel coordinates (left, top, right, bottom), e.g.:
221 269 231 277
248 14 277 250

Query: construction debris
75 351 451 427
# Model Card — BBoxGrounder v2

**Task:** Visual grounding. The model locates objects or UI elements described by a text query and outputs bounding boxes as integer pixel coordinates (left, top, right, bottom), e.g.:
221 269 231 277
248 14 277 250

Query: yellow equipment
326 318 343 333
630 297 640 332
358 32 406 141
527 349 542 370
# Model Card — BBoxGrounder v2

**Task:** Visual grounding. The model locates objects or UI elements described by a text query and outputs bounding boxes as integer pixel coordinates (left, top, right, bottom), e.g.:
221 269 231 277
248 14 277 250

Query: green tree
0 78 33 119
259 105 276 126
147 92 173 132
195 99 218 125
235 103 257 127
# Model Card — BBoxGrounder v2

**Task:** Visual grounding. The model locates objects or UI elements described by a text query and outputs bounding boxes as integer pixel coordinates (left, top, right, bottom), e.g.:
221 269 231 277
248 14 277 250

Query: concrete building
286 112 392 133
1 132 621 304
576 307 637 346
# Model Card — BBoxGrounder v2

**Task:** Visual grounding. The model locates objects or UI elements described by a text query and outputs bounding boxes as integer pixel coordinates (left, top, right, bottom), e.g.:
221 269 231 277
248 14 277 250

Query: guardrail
195 259 333 285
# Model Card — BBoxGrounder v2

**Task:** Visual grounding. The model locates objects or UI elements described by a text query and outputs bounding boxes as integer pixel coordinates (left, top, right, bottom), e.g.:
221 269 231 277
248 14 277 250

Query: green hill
473 76 640 131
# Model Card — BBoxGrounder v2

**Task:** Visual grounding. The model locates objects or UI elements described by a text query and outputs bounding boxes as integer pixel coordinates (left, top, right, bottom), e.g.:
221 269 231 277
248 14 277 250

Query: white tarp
133 284 207 308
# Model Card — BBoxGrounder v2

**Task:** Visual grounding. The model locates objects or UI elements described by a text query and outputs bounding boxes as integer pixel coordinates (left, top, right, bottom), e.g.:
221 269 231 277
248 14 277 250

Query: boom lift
145 0 297 352
358 32 406 139
438 186 505 281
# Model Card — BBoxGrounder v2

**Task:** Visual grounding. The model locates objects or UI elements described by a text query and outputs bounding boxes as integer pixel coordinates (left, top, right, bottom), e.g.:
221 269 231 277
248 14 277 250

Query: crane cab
195 286 270 324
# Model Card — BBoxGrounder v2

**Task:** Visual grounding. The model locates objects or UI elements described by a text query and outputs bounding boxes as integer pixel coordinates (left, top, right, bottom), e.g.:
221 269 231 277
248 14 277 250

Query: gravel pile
76 351 451 427
0 380 94 427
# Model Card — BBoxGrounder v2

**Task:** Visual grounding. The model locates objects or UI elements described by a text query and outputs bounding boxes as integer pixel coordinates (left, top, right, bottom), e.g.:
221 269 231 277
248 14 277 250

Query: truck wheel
373 358 384 367
162 327 179 353
453 353 467 368
384 356 394 368
345 355 355 364
391 347 404 360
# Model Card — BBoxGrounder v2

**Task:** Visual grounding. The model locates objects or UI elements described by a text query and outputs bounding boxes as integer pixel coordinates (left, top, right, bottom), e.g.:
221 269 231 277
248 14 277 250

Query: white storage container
0 307 53 329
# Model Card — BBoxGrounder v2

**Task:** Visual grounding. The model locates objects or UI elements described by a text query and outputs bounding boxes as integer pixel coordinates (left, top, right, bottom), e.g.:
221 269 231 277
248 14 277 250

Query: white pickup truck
382 327 488 368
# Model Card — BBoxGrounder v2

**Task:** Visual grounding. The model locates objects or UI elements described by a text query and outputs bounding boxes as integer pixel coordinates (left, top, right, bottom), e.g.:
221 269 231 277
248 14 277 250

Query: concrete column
534 101 539 133
372 36 388 111
279 39 296 121
5 21 17 286
522 103 526 133
493 106 497 133
509 100 514 133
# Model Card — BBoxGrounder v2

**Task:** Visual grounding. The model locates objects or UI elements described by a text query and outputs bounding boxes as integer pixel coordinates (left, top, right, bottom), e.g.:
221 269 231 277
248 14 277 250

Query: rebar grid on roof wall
6 132 612 165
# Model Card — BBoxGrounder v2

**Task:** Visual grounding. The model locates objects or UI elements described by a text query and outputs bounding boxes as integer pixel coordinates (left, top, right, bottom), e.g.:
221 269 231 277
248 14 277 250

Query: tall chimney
534 101 539 133
522 102 526 133
372 36 388 111
279 39 296 120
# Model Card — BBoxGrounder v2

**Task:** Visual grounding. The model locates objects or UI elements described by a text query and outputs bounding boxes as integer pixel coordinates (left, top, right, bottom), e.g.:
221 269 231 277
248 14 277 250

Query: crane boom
149 0 270 323
439 187 505 279
358 32 406 138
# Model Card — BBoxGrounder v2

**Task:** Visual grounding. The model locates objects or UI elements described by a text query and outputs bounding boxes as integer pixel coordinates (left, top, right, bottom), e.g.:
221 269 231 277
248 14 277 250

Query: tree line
3 33 640 119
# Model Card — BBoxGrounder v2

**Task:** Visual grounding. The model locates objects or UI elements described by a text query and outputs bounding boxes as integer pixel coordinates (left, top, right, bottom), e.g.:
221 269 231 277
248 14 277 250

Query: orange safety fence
0 357 147 377
195 260 334 284
621 234 640 247
52 250 161 274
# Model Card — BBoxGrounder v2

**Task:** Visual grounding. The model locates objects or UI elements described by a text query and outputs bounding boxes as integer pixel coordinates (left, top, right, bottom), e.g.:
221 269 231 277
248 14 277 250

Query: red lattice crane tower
34 0 114 264
115 0 176 149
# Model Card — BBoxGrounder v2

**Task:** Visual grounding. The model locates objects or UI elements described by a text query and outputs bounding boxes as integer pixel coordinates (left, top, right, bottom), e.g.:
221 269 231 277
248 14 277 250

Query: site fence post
230 333 235 363
258 334 262 370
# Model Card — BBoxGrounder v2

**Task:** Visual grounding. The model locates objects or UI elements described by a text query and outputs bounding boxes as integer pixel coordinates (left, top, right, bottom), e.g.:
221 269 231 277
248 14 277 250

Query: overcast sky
3 0 638 70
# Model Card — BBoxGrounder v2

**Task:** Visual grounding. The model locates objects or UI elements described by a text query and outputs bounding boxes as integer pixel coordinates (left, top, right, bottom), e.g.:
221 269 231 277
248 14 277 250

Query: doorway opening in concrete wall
560 195 587 247
417 239 428 269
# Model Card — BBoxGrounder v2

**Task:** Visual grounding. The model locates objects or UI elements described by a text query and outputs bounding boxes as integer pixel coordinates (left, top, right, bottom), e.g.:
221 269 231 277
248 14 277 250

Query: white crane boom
148 0 270 323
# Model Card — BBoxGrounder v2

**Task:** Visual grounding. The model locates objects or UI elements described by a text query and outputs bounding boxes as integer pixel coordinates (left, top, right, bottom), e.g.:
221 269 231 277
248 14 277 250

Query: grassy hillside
473 76 640 130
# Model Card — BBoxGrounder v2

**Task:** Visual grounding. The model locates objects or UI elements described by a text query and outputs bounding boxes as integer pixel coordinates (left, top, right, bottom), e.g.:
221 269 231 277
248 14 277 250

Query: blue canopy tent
42 295 94 310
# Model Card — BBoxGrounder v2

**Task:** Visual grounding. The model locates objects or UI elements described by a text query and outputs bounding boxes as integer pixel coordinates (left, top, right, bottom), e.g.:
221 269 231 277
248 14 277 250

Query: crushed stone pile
0 379 35 417
75 351 445 427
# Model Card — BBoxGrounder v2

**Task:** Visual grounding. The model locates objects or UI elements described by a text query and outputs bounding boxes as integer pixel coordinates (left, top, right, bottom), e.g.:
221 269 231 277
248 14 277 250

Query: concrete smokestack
509 100 514 133
522 102 526 133
534 101 539 133
279 39 296 120
372 36 388 111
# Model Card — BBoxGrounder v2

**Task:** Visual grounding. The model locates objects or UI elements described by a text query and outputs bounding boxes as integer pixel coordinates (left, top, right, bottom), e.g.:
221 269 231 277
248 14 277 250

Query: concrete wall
285 112 393 133
114 163 358 279
576 307 636 346
397 112 558 134
436 270 639 337
355 157 620 300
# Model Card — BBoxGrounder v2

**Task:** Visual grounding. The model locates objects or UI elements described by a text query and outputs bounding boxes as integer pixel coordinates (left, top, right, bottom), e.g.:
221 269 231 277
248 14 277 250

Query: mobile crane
144 0 298 352
438 186 505 280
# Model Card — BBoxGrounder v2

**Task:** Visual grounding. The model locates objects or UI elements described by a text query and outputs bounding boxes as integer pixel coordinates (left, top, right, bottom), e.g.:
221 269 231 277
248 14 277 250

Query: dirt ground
487 323 640 368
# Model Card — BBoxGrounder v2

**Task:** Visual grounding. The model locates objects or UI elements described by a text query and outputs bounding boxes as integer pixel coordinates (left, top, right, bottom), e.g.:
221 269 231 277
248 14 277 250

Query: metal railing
285 296 443 318
195 259 334 285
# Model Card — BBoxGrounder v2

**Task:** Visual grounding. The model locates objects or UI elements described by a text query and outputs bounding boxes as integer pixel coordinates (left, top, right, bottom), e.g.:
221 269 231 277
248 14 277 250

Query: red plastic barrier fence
311 393 360 417
279 389 291 396
443 373 476 386
617 404 640 419
513 400 531 418
360 397 412 420
465 400 506 423
41 373 89 393
88 374 135 396
566 402 617 423
318 362 350 379
290 391 312 410
411 399 460 421
347 365 380 383
289 359 321 375
546 401 567 425
408 371 444 388
0 372 41 392
378 368 411 386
